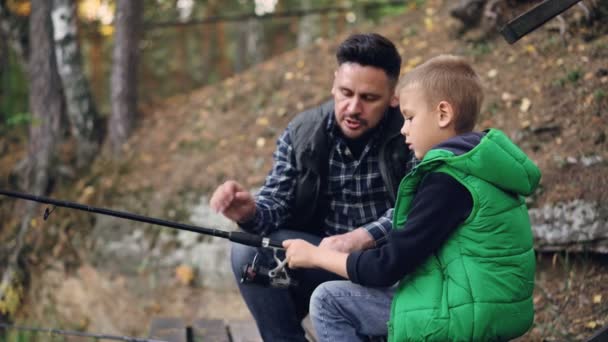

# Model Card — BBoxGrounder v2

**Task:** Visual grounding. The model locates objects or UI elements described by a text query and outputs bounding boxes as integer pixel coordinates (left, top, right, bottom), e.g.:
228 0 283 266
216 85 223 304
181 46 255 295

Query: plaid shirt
242 113 395 245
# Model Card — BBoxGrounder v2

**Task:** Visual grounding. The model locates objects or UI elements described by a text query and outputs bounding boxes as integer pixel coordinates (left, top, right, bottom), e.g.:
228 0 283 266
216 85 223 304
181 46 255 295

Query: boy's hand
283 239 318 269
283 239 350 279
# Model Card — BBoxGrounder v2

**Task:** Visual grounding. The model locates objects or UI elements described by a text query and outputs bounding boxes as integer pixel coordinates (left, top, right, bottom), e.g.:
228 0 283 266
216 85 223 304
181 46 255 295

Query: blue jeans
230 230 345 342
310 281 394 341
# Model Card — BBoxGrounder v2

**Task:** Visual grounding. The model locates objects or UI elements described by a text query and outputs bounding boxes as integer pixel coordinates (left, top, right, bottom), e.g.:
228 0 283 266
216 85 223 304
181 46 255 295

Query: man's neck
344 129 375 159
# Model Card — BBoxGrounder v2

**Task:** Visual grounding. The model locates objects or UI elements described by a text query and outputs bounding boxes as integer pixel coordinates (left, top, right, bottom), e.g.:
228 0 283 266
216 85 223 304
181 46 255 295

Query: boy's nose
400 122 409 136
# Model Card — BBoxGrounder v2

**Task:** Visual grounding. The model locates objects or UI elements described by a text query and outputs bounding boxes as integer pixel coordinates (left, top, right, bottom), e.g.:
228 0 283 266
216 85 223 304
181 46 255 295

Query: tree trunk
198 24 212 83
215 21 230 78
236 17 266 71
297 0 320 48
51 0 100 168
0 0 63 321
245 18 265 66
108 0 143 156
24 0 63 197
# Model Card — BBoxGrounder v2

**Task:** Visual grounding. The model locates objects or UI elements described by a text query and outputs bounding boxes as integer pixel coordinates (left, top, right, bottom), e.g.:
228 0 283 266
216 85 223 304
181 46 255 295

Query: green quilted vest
388 129 541 342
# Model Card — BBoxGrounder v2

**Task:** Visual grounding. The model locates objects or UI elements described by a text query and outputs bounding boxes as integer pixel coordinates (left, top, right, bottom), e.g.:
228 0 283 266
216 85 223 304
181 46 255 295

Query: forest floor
1 0 608 341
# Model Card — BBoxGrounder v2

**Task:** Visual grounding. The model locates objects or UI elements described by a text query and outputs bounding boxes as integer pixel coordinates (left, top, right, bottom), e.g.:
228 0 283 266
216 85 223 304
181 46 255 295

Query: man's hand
209 180 256 223
319 228 375 253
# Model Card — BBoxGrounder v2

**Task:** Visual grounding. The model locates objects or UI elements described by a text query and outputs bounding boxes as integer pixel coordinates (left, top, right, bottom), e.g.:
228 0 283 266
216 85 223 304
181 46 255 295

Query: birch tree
51 0 100 168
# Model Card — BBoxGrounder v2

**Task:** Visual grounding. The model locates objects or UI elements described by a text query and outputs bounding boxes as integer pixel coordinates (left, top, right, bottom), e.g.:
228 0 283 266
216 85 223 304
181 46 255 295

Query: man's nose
346 97 362 113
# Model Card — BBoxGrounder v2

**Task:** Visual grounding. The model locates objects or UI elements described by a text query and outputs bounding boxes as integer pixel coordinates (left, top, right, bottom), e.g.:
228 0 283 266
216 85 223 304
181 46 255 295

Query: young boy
283 55 541 341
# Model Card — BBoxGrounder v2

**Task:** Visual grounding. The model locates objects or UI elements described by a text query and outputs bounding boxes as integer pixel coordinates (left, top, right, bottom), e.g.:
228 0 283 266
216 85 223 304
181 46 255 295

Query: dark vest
287 100 411 234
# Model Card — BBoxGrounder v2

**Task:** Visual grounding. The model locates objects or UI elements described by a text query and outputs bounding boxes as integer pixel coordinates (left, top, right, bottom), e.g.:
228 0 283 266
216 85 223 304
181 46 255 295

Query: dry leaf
424 17 434 32
175 265 194 286
593 294 602 304
256 117 269 126
585 321 598 329
520 98 532 113
78 186 96 203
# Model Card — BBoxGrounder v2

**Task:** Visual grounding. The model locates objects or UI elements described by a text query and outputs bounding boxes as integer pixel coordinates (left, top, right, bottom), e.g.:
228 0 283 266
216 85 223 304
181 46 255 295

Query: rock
530 200 608 253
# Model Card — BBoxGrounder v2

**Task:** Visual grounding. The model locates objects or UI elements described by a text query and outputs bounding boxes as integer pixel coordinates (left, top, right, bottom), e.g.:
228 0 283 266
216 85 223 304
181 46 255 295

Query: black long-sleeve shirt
346 172 473 287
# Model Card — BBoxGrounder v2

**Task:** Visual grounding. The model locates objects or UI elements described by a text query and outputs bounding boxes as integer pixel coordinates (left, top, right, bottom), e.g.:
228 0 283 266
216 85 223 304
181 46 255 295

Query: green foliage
553 68 582 87
402 26 418 37
485 101 500 116
594 89 606 101
468 41 493 56
4 113 31 127
0 52 29 129
366 2 410 21
2 330 33 342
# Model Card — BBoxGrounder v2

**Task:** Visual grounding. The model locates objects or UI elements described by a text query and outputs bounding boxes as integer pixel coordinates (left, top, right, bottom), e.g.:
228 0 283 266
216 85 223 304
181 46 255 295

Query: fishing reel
240 248 297 288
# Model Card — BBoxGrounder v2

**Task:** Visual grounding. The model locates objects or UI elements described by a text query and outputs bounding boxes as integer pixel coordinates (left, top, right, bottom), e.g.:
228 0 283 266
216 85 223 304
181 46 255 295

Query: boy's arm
283 173 472 282
283 239 349 278
347 172 473 287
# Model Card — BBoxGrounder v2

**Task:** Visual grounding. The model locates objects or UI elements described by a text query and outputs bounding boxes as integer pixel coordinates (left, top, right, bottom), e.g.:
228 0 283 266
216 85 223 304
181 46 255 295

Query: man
210 33 412 341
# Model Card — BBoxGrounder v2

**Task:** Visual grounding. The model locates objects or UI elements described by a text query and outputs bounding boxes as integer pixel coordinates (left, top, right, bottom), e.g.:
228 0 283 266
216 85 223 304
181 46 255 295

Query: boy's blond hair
398 55 483 133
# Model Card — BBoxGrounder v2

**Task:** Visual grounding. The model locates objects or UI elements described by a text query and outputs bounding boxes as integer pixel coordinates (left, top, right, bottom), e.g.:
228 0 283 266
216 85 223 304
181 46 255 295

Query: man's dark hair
336 33 401 84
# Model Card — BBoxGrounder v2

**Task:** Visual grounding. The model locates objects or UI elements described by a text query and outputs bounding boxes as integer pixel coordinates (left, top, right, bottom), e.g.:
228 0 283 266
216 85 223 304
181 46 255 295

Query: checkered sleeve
238 129 298 235
361 208 393 246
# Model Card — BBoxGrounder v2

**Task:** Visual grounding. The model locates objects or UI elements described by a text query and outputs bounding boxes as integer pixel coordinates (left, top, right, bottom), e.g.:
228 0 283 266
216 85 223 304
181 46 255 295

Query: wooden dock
149 316 318 342
148 317 262 342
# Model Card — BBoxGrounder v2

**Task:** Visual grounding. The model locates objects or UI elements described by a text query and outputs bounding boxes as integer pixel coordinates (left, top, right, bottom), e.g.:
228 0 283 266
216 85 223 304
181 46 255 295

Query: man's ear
331 70 338 95
437 101 455 128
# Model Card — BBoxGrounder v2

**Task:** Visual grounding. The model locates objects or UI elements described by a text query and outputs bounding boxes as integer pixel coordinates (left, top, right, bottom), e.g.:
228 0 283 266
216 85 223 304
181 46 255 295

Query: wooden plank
148 317 188 342
226 320 263 342
191 319 230 342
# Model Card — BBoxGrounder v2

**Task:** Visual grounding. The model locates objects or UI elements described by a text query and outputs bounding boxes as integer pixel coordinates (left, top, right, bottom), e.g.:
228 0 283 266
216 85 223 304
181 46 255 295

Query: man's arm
237 129 299 234
346 172 473 287
318 208 393 252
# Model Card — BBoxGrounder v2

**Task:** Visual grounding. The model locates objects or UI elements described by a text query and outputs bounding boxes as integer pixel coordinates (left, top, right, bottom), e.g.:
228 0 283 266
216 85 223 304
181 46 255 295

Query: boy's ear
390 93 399 107
437 101 455 128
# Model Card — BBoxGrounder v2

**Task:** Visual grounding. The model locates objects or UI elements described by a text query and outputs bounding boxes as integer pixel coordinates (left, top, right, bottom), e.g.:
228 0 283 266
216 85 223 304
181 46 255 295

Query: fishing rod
0 189 294 288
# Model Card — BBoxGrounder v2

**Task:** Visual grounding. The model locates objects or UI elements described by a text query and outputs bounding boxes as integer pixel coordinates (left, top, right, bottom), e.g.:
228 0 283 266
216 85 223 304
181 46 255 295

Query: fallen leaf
520 98 532 112
256 137 266 148
585 321 597 329
524 44 537 55
256 117 269 126
424 17 433 32
175 265 194 286
593 294 602 304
